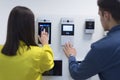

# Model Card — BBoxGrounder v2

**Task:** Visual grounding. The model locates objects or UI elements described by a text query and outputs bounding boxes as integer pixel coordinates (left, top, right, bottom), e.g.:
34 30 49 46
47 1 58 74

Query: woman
0 6 54 80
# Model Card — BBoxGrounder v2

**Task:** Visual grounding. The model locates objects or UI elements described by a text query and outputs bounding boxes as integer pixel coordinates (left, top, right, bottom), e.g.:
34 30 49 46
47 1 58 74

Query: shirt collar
107 24 120 35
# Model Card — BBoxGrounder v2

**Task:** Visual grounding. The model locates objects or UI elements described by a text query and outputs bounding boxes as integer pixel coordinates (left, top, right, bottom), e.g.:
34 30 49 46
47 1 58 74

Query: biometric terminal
61 18 74 45
84 19 95 34
38 19 51 44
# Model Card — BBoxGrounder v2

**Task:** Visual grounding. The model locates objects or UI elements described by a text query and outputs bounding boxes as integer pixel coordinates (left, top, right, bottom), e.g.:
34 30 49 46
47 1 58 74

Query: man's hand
63 42 76 58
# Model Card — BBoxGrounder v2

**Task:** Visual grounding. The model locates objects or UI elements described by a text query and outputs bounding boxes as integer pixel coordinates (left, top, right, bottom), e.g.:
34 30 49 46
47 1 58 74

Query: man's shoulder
92 36 113 49
91 35 120 50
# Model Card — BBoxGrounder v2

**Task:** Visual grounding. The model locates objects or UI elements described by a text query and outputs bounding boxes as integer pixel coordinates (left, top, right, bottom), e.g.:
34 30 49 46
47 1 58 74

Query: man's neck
108 20 120 30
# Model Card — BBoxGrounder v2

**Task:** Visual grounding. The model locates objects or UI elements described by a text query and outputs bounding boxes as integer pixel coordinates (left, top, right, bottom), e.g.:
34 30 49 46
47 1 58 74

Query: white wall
0 0 104 80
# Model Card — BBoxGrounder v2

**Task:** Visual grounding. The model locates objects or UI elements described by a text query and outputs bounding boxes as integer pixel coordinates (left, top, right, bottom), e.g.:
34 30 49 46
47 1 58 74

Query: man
63 0 120 80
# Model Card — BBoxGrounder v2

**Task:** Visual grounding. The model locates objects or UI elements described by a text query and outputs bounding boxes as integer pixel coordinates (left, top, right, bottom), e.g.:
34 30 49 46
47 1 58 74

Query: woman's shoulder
0 45 3 54
27 46 44 59
30 45 41 51
30 45 51 51
29 45 52 56
0 45 3 50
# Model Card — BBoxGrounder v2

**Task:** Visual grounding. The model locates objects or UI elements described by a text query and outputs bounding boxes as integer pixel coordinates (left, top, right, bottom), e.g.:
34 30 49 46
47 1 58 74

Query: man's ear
103 11 111 21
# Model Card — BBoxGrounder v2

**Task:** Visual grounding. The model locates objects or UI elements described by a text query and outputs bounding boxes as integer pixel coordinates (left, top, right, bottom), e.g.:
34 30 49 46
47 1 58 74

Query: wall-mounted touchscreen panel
61 24 74 35
85 21 94 29
38 22 51 44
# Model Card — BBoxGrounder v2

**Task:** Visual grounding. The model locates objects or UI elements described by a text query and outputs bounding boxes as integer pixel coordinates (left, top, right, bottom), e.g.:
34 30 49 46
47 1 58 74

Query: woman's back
0 41 54 80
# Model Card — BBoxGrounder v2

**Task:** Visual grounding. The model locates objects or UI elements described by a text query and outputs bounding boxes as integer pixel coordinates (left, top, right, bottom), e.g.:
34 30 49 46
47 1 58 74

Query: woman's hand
38 29 49 46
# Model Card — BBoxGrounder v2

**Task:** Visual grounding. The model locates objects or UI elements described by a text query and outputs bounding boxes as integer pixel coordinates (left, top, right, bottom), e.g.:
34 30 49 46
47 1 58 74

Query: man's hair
2 6 37 56
97 0 120 22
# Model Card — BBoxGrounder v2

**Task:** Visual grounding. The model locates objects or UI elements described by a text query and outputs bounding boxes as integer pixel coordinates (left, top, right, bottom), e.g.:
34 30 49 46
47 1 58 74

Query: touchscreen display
38 23 51 44
63 25 73 31
61 24 74 35
85 21 94 29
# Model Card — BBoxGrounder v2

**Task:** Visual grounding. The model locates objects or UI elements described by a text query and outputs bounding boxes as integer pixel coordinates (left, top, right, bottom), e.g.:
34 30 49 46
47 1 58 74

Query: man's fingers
67 42 73 48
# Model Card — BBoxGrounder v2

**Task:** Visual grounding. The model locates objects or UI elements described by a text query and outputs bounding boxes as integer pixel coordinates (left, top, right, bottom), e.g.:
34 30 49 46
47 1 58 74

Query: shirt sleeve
68 42 114 80
39 45 54 73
